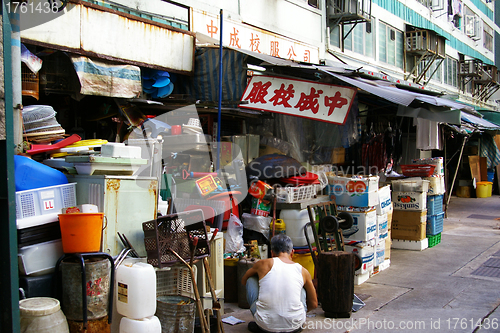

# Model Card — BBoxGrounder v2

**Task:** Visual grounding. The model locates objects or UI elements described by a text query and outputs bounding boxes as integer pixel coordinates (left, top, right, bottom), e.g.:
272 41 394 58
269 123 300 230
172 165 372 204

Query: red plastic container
400 164 436 177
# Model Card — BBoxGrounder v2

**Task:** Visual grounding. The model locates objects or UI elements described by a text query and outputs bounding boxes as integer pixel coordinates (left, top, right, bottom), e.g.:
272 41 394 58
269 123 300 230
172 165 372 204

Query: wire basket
143 210 210 269
400 164 436 177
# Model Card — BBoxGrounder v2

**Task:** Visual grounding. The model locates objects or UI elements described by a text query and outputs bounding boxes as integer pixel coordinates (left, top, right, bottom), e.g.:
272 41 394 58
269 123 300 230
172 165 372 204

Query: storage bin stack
391 178 430 250
412 157 446 248
329 174 380 285
15 156 77 298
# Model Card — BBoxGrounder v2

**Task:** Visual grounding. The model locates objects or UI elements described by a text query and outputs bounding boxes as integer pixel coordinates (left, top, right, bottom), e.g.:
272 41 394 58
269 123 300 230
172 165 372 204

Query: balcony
405 30 446 58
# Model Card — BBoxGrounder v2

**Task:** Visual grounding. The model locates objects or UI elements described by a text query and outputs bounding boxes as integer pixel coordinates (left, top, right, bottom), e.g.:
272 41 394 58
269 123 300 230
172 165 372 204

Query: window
448 0 463 29
443 57 458 87
484 24 493 51
379 22 403 68
429 60 442 83
343 22 374 57
330 21 374 58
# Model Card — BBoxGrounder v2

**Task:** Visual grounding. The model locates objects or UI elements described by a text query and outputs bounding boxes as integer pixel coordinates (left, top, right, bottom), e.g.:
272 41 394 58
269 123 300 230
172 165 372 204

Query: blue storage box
426 194 443 215
426 212 444 236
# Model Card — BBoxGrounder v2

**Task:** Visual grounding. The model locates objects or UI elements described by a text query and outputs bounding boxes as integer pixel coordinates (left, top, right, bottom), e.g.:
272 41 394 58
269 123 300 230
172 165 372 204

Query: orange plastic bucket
58 213 105 253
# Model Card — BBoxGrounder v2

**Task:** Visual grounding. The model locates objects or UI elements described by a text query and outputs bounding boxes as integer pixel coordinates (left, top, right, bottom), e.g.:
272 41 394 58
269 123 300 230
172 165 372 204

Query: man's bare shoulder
253 258 274 273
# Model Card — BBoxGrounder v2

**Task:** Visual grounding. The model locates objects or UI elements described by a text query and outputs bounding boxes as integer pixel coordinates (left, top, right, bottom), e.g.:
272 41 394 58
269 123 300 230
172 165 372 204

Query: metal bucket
61 258 111 321
156 295 195 333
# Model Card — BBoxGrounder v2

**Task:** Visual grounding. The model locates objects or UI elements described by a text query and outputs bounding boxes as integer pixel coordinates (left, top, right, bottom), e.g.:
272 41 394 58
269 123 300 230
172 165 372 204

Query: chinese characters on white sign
241 76 357 125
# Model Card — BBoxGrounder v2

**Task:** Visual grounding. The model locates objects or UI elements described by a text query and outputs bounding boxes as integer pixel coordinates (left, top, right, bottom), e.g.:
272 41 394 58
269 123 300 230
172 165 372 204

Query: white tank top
255 257 306 332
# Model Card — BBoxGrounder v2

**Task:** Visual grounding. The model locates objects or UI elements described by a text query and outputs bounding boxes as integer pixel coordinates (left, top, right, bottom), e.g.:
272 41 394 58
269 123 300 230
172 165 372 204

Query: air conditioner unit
459 61 475 75
328 0 370 19
471 17 482 41
465 15 475 37
466 15 481 40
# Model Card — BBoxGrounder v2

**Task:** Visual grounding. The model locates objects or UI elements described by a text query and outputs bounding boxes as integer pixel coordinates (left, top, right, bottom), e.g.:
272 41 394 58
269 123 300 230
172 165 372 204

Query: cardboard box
329 174 379 207
424 175 446 195
385 232 391 260
392 210 427 241
338 207 377 241
377 213 388 240
375 239 385 267
331 147 345 164
387 208 393 230
376 185 392 215
392 191 427 211
345 243 374 275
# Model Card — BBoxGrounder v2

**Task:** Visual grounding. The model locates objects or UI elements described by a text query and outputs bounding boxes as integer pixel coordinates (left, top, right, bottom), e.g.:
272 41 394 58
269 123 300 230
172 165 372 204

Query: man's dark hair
271 234 293 254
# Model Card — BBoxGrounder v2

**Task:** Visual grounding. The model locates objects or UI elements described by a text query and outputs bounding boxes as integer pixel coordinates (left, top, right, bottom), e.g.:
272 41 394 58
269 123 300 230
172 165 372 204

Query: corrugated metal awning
325 72 416 106
461 113 500 130
326 72 476 112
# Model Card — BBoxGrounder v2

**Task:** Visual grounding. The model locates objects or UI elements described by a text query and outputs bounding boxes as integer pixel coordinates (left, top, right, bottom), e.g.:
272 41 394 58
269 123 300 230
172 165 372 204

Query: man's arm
302 268 318 311
241 260 262 286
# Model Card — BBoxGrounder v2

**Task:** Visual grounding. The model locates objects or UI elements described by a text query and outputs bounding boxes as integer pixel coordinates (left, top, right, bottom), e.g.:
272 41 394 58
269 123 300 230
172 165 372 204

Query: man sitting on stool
241 234 318 333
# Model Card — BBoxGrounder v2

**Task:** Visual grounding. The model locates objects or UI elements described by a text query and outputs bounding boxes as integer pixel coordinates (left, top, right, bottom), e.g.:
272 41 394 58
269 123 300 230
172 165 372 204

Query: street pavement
220 195 500 333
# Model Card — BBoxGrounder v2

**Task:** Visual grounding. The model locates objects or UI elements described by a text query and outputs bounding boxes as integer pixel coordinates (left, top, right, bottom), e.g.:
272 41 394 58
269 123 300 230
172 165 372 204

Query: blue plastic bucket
487 171 495 183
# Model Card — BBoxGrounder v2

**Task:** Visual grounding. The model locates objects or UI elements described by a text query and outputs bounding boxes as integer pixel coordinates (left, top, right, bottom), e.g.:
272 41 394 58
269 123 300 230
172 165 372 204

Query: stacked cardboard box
329 174 384 284
376 185 392 273
391 178 429 250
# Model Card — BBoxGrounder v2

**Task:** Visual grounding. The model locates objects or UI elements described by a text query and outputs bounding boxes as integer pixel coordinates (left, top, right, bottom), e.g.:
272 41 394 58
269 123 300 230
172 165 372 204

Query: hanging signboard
240 75 357 125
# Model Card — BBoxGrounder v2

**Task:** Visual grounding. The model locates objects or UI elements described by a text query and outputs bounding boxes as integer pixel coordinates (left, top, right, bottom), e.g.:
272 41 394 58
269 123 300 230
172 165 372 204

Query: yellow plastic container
476 182 493 198
58 213 104 253
272 219 286 235
292 253 315 278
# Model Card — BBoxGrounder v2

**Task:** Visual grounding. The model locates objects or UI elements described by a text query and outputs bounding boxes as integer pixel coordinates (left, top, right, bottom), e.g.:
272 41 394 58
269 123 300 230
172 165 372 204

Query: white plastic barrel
279 209 314 247
19 297 69 333
119 316 161 333
116 260 157 319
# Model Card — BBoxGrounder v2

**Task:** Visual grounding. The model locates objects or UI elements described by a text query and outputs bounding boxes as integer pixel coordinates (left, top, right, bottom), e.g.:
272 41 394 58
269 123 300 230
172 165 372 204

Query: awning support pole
216 9 223 172
445 135 468 217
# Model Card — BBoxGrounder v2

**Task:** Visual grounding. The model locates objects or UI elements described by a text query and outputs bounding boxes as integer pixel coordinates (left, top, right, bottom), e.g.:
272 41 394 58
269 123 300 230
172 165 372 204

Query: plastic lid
477 181 493 185
19 297 60 316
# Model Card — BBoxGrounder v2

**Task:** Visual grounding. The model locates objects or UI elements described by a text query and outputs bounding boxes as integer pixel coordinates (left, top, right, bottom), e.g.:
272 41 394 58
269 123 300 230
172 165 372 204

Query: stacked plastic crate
15 156 77 297
328 174 379 285
413 158 446 248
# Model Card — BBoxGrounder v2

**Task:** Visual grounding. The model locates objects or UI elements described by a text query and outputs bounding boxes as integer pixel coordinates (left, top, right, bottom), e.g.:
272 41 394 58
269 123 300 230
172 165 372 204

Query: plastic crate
426 212 444 236
142 210 210 269
15 183 77 220
427 233 441 248
427 194 444 215
156 264 196 299
400 164 436 177
275 185 316 203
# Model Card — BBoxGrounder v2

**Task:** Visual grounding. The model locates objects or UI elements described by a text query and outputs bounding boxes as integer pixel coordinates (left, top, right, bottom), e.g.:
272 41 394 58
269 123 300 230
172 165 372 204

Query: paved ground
220 195 500 333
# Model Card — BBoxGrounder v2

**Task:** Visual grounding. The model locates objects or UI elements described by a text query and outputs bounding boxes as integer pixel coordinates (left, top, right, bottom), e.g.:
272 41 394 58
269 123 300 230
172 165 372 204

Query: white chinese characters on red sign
240 76 356 125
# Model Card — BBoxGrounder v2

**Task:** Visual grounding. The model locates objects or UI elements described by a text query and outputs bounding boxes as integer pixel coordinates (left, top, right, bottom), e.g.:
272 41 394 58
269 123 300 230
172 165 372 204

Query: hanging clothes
414 118 442 150
480 134 500 169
